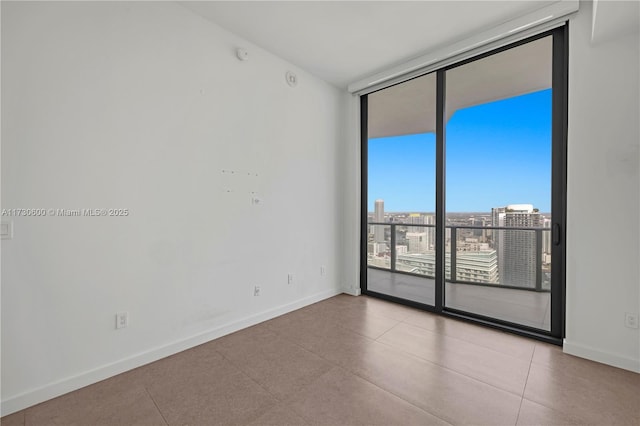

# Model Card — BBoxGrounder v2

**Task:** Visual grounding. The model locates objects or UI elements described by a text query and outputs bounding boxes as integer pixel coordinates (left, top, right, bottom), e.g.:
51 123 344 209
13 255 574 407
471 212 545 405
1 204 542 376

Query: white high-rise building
374 199 385 243
407 213 424 233
406 232 428 253
542 217 552 254
492 204 542 288
425 214 435 249
406 213 435 249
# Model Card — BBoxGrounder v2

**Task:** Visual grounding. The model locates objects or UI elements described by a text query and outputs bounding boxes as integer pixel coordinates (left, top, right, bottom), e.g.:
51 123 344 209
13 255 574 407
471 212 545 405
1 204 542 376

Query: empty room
1 1 638 425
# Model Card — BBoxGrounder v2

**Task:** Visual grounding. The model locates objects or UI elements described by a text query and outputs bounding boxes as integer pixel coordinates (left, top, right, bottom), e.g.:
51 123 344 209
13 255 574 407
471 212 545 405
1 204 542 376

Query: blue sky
368 89 552 213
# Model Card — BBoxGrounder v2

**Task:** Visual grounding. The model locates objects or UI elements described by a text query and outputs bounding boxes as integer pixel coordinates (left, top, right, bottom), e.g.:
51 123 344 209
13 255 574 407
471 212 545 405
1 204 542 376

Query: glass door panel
366 72 437 306
444 36 553 330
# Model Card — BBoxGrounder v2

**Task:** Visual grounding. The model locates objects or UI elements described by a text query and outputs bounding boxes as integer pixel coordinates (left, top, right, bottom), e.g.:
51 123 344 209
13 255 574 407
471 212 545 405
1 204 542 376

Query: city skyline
367 199 550 222
367 201 551 290
368 89 552 213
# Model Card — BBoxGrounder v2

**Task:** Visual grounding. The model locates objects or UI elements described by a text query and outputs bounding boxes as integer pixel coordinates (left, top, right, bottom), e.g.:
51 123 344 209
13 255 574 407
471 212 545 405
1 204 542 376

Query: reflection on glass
444 36 553 330
366 73 436 305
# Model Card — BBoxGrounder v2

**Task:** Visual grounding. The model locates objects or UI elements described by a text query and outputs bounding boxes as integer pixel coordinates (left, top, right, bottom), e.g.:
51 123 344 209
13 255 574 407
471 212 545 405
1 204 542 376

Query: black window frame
360 25 568 344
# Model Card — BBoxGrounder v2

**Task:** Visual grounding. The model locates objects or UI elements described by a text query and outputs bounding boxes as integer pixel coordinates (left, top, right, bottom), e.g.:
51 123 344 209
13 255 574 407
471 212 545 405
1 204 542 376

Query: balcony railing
367 222 551 292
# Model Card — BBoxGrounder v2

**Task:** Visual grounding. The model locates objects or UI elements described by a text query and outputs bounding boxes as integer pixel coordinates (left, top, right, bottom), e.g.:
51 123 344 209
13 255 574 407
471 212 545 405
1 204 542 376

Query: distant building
406 232 428 253
407 213 435 249
374 199 385 243
368 241 388 256
407 213 423 233
469 216 490 239
425 214 435 249
492 204 542 288
542 217 552 254
395 248 498 284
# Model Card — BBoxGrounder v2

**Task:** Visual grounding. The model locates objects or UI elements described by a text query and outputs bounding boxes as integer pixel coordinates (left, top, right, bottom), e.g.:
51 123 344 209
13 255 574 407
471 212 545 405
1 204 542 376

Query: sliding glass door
364 72 437 307
361 27 567 341
444 35 555 331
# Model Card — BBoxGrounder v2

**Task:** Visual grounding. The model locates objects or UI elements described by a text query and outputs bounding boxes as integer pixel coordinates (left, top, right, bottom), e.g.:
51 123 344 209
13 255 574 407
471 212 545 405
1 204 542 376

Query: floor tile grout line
372 319 404 342
209 347 309 426
514 345 593 421
329 364 455 426
264 314 379 347
269 300 528 399
372 337 529 399
263 309 499 425
398 317 536 362
210 338 338 426
1 409 26 426
227 300 534 402
336 318 403 342
212 329 342 426
143 385 170 426
212 347 282 402
254 317 453 423
514 342 537 425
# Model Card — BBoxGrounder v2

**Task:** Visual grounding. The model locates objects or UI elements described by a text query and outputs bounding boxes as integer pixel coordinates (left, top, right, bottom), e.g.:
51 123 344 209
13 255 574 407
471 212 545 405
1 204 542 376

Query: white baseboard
1 288 343 416
342 286 361 296
563 339 640 373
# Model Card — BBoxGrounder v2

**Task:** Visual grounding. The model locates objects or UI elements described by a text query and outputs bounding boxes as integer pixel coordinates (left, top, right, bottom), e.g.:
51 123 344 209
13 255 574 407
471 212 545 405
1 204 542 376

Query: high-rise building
406 232 428 253
542 217 552 254
425 214 435 249
406 213 435 249
407 213 423 233
374 199 385 243
492 204 542 288
469 216 490 240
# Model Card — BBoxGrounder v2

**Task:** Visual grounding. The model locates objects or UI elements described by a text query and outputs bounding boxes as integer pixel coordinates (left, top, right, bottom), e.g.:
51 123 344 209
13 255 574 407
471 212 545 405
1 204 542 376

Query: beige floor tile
263 307 341 343
245 403 311 426
516 399 586 426
340 296 417 322
330 308 402 339
404 310 536 360
214 324 333 400
308 295 357 311
378 321 531 395
24 382 165 426
344 340 522 426
524 361 640 425
0 411 25 426
533 342 640 390
141 344 278 425
287 367 451 426
289 324 381 369
288 296 410 341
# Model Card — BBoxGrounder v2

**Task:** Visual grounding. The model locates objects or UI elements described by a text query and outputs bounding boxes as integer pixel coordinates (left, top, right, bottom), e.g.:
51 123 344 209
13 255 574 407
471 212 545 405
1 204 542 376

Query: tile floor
2 294 638 425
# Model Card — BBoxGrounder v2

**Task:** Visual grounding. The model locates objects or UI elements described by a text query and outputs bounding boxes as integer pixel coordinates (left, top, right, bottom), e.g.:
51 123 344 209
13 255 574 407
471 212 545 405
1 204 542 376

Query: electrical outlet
115 312 128 329
254 285 261 296
320 266 326 276
624 312 639 329
287 273 294 284
1 221 13 240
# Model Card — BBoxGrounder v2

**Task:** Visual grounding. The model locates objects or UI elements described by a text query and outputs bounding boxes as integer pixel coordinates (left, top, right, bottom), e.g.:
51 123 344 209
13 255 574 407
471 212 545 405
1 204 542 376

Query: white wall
1 1 346 414
564 3 640 371
341 95 361 297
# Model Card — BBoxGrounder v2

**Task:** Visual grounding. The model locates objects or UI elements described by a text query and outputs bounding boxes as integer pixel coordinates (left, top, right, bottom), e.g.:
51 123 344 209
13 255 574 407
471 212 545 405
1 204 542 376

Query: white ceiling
180 1 557 89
